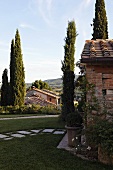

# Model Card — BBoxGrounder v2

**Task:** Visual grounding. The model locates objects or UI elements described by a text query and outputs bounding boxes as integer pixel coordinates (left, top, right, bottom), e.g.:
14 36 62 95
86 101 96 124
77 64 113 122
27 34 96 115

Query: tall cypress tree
1 69 9 106
61 21 76 121
10 29 25 106
10 39 15 105
92 0 108 39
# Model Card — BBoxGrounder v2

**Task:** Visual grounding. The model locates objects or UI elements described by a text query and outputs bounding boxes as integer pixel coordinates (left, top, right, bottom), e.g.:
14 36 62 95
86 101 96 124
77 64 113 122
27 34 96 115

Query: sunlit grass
0 117 112 170
0 117 64 133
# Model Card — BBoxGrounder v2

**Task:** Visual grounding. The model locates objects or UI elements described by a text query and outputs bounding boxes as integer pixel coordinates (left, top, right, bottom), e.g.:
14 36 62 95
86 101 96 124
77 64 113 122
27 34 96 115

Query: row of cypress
61 0 109 120
1 30 25 106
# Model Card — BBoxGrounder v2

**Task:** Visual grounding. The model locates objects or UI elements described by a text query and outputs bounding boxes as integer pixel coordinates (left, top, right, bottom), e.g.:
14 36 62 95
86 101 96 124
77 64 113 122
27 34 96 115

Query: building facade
81 39 113 119
26 87 60 106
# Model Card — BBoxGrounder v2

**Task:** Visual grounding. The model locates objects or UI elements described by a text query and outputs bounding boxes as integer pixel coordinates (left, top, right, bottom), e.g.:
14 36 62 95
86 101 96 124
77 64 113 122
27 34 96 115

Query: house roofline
27 87 60 99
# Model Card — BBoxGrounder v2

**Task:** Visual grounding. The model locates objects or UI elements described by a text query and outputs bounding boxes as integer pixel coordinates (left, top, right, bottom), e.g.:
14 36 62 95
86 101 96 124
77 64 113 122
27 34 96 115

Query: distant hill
26 83 32 88
44 78 62 88
26 75 79 89
44 75 79 88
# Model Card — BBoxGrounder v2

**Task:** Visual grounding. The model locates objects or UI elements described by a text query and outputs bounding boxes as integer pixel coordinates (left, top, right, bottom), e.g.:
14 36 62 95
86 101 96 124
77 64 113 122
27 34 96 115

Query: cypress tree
10 29 25 106
92 0 108 39
10 39 15 105
61 21 76 121
1 69 9 106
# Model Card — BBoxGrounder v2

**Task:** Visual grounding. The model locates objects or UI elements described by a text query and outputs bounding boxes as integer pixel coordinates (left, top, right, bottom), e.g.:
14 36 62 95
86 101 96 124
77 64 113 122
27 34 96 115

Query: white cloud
27 0 38 15
74 0 93 15
85 0 92 6
28 0 54 26
19 23 36 30
37 0 53 25
37 0 53 12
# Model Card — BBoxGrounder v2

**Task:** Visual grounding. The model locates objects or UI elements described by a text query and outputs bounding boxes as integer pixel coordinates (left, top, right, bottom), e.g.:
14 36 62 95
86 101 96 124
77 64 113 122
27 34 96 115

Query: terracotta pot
65 125 83 147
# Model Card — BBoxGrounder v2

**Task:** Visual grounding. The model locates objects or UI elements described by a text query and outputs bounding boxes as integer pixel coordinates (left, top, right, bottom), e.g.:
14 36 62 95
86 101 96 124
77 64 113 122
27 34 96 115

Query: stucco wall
26 90 58 105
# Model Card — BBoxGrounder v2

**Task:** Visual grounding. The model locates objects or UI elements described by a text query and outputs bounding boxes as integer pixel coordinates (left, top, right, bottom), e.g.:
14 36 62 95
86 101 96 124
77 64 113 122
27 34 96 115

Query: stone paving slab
11 134 25 138
17 131 31 135
6 132 12 135
30 130 41 133
0 128 66 141
0 134 8 139
30 134 37 136
53 131 65 134
4 137 13 140
42 129 55 133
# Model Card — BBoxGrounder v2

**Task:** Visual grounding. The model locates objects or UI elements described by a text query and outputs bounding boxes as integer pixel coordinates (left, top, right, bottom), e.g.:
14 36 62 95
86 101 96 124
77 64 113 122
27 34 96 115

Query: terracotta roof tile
81 39 113 64
27 87 60 98
25 96 56 106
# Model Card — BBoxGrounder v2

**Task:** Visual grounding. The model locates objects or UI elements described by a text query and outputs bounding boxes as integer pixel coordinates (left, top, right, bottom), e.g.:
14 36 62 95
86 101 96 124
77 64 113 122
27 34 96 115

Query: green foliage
86 119 113 155
0 105 60 115
39 105 60 115
76 73 100 126
77 99 84 112
61 20 77 120
92 0 108 39
10 29 26 106
10 39 15 105
1 69 9 106
66 111 83 127
32 79 52 90
76 75 86 112
0 105 37 114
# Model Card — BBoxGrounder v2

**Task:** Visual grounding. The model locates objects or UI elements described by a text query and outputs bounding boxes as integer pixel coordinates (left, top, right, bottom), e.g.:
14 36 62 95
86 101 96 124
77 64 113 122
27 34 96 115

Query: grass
0 117 64 133
0 135 112 170
0 117 112 170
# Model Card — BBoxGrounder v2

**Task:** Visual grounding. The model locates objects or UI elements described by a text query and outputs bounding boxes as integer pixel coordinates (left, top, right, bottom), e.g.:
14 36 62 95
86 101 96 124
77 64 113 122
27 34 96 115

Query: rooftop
27 87 60 99
81 39 113 64
25 96 56 106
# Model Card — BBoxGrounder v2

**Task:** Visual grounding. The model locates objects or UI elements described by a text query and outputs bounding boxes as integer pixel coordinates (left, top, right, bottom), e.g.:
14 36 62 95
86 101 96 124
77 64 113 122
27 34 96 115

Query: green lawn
0 117 112 170
0 117 64 133
0 113 47 118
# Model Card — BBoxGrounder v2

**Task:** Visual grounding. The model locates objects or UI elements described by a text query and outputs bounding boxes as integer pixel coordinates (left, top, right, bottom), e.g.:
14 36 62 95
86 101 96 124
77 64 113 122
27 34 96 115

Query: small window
50 98 51 102
107 89 113 95
102 89 106 96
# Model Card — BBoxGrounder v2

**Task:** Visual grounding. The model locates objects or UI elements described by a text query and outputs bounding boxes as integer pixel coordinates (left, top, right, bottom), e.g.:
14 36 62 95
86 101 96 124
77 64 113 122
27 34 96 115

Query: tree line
1 30 25 106
1 0 109 116
61 0 108 121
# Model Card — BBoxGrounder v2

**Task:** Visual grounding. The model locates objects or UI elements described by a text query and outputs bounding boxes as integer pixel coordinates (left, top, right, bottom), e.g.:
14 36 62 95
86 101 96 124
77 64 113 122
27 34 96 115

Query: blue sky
0 0 113 83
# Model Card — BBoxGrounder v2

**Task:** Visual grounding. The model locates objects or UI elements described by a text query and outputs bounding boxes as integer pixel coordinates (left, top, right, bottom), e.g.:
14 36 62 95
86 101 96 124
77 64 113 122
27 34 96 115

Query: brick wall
86 65 113 116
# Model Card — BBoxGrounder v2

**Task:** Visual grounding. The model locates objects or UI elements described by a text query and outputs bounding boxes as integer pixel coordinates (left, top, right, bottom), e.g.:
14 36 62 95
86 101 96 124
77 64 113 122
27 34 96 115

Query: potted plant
65 111 83 147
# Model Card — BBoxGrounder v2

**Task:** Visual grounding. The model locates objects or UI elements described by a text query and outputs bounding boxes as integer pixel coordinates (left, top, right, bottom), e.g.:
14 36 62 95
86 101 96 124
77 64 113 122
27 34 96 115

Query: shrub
66 111 83 127
39 106 60 115
0 105 60 115
86 119 113 155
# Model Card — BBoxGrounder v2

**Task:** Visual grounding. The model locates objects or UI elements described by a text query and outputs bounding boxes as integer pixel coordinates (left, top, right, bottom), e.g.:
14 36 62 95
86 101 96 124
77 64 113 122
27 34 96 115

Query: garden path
0 128 66 141
0 115 59 120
